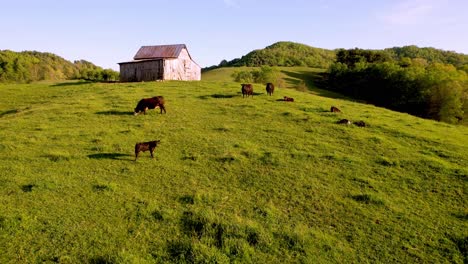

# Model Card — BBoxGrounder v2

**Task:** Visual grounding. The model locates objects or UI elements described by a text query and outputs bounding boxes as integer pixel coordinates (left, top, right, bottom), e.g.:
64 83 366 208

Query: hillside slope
0 81 466 262
0 50 118 83
202 66 346 99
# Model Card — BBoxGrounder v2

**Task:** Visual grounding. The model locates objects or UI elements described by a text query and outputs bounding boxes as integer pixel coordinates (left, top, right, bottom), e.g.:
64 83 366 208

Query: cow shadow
198 93 237 99
95 110 134 116
0 109 19 118
87 153 133 160
50 81 93 87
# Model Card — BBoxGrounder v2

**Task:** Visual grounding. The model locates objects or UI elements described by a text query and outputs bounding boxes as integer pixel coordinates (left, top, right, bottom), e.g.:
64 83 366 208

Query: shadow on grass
350 194 385 205
50 81 93 87
87 153 133 160
95 110 134 116
21 184 37 192
281 70 350 100
198 93 237 99
452 212 468 221
0 109 19 118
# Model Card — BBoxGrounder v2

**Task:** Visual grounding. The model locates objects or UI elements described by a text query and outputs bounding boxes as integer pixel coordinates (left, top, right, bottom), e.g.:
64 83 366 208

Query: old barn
118 44 201 82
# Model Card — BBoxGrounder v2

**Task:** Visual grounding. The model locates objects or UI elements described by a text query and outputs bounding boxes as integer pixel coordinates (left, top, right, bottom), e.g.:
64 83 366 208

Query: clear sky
1 0 467 70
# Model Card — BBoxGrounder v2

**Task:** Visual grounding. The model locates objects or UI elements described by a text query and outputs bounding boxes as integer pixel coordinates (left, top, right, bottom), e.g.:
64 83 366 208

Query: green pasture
0 78 466 263
202 66 347 99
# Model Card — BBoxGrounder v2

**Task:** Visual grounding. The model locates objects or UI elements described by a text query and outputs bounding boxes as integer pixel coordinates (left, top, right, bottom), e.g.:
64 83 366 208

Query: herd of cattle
132 82 366 160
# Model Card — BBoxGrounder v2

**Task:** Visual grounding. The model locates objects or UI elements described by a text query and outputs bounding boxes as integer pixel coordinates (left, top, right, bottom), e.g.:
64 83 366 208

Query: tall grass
0 80 466 263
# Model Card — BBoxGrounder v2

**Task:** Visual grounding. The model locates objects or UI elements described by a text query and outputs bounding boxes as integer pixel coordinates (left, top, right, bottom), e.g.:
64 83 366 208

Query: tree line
231 66 285 87
0 50 119 83
328 48 468 124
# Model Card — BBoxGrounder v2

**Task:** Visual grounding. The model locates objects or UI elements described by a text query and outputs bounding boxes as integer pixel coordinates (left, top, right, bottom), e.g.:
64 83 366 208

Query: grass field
202 66 348 99
0 77 467 263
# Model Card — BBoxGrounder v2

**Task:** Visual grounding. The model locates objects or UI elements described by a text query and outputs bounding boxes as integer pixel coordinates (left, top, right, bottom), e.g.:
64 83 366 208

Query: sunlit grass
0 80 466 263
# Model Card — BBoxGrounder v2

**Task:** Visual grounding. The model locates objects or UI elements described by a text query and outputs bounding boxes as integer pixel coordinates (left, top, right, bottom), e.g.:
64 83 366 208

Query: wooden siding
119 60 163 82
119 47 201 82
163 49 201 81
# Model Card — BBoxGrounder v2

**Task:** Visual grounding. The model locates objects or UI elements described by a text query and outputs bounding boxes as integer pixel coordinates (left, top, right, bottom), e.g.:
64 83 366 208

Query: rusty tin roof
133 44 187 60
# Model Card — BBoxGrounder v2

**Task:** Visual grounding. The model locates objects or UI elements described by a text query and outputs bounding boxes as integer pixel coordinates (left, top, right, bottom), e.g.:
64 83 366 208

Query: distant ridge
385 45 468 68
205 42 468 70
208 41 336 69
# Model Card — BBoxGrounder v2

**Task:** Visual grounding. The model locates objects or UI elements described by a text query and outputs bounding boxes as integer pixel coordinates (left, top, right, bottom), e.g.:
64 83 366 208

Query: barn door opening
157 60 163 80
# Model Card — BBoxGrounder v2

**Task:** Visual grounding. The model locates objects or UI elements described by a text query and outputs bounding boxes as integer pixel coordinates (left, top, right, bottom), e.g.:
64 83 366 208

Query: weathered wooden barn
118 44 201 82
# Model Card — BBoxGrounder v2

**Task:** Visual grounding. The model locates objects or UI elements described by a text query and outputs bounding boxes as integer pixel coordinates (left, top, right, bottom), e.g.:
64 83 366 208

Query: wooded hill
206 41 468 70
386 46 468 68
0 50 119 83
328 48 468 124
210 41 336 69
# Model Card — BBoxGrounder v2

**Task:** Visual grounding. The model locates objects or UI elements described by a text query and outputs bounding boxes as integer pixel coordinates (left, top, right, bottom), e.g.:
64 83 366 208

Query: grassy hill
202 66 348 99
0 80 467 263
0 50 119 83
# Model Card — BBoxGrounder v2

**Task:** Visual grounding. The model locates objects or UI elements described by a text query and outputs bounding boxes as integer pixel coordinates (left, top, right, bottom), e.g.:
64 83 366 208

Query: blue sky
1 0 467 70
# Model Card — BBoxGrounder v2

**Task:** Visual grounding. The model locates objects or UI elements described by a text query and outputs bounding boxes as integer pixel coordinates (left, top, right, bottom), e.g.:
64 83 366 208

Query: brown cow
266 83 275 96
331 106 341 113
283 96 294 102
134 96 166 115
135 140 161 161
354 120 366 127
241 84 253 98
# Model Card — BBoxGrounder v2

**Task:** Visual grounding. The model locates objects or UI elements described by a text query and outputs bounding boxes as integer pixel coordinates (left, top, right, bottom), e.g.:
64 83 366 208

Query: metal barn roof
118 58 162 65
133 44 187 60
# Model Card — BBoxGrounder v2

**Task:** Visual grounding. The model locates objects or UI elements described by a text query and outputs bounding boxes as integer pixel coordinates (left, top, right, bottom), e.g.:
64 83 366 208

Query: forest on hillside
205 42 336 70
0 50 119 83
328 48 468 124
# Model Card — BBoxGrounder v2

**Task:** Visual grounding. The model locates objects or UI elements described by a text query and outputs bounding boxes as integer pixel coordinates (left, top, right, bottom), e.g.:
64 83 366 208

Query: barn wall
163 59 183 80
119 64 136 82
119 60 163 82
163 49 201 81
119 48 201 82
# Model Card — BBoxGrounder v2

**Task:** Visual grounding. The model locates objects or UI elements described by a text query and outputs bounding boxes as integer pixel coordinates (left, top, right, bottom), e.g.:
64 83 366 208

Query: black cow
241 84 253 98
266 83 275 96
134 96 166 115
337 119 351 125
354 120 366 127
283 96 294 102
135 140 161 161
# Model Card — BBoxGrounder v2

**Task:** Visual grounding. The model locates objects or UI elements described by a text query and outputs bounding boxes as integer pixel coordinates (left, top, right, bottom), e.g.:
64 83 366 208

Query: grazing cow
337 119 351 125
283 96 294 102
331 106 341 113
134 96 166 115
135 140 161 161
354 120 366 127
241 84 253 98
266 83 275 96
